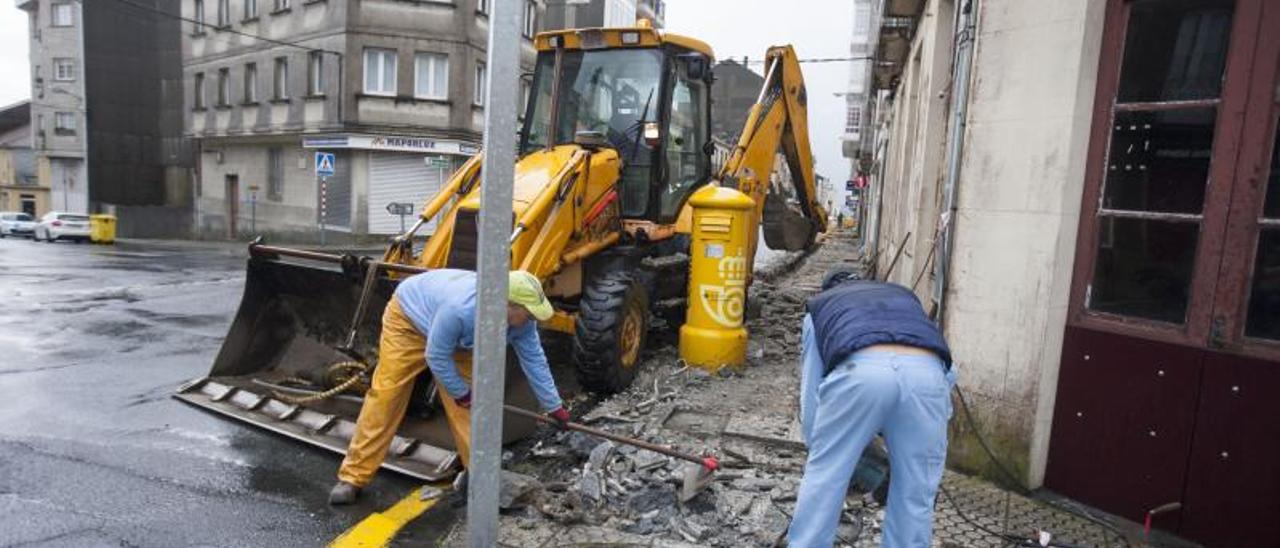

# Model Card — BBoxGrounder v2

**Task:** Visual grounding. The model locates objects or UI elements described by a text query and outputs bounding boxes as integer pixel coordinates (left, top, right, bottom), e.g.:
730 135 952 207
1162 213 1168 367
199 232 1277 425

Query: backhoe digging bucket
762 191 818 251
174 245 539 481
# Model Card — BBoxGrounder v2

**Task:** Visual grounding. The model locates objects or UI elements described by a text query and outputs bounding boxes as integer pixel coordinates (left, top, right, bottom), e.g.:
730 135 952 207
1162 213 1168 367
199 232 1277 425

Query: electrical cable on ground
883 220 1134 547
773 501 861 547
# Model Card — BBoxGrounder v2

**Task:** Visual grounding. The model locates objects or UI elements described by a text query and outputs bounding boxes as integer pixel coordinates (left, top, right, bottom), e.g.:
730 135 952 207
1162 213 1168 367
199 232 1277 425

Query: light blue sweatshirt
393 269 563 412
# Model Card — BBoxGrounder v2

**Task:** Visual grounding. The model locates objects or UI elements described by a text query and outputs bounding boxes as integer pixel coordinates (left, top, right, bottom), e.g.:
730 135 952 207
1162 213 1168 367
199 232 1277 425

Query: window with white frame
53 58 75 81
217 68 230 106
54 112 76 134
522 1 536 38
273 57 289 100
244 63 257 102
364 48 397 96
194 72 206 108
414 53 448 100
308 51 324 95
244 0 257 19
217 0 229 26
51 3 73 27
274 0 290 11
477 0 489 15
193 0 205 32
473 62 487 106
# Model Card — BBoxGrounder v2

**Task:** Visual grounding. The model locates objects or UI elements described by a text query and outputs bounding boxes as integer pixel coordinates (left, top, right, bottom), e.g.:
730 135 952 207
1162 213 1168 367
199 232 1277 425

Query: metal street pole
319 176 328 246
467 0 520 545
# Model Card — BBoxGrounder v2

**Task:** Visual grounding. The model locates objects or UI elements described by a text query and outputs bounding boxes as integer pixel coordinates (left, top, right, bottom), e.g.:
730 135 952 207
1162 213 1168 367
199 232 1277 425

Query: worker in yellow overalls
329 269 570 505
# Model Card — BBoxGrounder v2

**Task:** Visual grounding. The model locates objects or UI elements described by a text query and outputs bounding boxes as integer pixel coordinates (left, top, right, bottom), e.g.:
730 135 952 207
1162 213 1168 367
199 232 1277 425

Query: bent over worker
329 269 570 505
788 270 955 547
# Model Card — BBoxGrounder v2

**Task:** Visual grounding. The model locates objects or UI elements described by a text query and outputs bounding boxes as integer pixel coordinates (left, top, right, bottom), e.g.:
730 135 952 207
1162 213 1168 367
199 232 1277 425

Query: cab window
658 59 709 221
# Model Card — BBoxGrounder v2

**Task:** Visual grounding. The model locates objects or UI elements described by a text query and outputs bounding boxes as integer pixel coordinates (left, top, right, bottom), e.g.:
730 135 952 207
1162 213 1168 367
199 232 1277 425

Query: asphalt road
0 237 451 547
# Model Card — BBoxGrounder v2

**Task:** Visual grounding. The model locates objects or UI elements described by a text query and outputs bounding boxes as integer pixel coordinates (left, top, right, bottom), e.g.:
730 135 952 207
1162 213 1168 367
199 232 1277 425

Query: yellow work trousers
337 296 475 487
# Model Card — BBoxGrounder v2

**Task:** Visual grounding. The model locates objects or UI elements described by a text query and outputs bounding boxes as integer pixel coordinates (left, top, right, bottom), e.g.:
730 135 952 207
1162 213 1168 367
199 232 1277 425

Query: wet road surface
0 238 449 547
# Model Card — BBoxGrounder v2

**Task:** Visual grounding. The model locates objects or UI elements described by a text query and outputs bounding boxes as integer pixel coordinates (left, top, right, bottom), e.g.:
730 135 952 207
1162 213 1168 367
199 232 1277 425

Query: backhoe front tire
573 271 650 394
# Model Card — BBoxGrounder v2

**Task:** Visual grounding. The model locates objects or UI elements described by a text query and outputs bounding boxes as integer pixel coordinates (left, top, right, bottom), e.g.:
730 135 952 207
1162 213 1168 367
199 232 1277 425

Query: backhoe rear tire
573 271 650 394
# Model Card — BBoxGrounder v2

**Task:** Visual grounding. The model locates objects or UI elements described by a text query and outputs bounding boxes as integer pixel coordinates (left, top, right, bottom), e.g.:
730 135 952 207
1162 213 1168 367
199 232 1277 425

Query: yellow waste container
90 214 117 244
679 185 755 371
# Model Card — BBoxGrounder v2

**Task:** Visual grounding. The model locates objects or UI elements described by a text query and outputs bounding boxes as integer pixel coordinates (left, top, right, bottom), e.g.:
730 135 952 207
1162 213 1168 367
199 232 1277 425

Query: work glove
454 391 471 409
548 407 571 429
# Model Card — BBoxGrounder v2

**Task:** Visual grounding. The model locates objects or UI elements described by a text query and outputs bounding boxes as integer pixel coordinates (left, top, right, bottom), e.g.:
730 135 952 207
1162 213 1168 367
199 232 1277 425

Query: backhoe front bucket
174 250 539 481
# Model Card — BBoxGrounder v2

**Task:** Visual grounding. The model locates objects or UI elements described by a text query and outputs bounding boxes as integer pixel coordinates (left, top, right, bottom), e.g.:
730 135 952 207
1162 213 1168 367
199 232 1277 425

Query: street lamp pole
467 0 521 545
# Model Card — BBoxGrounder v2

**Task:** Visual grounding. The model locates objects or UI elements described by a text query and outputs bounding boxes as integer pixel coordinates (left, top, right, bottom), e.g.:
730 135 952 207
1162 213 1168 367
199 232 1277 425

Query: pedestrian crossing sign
315 152 336 177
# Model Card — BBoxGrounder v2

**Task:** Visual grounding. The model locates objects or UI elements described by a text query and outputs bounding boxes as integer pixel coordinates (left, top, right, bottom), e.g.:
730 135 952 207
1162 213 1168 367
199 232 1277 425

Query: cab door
653 54 710 224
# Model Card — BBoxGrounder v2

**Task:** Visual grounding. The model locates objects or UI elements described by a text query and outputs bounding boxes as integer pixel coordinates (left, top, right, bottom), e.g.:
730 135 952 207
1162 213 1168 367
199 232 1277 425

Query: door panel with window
1082 0 1235 332
1050 0 1280 544
658 60 708 222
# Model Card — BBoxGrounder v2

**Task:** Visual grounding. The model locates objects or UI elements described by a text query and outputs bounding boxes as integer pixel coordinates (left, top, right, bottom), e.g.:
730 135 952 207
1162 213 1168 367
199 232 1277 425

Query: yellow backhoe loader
175 22 827 481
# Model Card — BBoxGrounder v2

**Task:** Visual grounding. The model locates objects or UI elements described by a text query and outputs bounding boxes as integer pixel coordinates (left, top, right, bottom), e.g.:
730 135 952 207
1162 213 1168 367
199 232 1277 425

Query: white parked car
0 212 37 238
34 211 91 243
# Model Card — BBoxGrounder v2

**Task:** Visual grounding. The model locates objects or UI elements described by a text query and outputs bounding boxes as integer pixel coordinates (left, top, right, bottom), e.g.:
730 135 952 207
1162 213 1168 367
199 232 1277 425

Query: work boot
328 481 361 505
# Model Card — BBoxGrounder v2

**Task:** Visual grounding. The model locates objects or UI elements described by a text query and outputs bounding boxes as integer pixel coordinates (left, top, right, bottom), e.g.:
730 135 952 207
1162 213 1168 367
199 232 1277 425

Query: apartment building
16 0 191 234
542 0 664 30
184 0 542 240
17 0 87 214
0 101 42 216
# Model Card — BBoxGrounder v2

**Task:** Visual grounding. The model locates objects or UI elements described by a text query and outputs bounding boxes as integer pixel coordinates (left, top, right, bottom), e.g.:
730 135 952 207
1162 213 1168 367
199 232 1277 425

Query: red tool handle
503 404 718 471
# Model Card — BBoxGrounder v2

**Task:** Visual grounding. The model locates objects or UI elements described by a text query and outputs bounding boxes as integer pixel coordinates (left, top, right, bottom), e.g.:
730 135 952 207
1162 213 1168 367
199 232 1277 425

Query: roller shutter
367 152 448 235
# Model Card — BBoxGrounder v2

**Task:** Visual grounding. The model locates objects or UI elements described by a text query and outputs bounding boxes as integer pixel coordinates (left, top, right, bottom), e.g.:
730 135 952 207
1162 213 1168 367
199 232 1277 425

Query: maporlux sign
315 152 336 177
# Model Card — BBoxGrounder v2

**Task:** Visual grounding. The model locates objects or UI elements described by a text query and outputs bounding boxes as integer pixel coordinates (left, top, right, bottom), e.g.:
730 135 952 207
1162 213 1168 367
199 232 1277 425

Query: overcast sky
0 7 28 110
0 0 854 180
666 0 854 184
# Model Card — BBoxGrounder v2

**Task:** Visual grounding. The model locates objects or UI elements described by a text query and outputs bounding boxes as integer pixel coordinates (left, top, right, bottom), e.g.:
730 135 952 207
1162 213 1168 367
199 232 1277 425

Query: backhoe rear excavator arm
717 45 828 259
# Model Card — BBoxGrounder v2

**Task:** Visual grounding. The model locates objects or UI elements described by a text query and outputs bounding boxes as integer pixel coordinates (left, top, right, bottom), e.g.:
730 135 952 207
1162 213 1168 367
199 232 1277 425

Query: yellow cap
508 270 554 321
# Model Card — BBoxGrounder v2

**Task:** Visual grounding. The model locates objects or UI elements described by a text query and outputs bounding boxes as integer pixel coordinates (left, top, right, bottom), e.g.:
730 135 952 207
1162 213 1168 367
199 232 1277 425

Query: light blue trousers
788 344 955 547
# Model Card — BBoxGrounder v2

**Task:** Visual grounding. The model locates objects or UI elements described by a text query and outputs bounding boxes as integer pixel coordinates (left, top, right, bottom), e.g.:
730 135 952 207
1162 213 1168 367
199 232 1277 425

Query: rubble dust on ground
441 232 1130 548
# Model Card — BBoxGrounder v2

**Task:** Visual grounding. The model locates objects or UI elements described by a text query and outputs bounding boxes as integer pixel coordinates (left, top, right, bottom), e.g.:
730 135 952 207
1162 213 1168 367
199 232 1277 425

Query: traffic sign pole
319 176 328 246
315 152 336 246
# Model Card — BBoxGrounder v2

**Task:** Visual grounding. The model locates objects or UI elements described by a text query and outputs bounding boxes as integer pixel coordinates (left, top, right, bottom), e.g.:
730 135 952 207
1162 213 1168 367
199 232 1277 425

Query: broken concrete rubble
440 233 1129 548
499 471 542 510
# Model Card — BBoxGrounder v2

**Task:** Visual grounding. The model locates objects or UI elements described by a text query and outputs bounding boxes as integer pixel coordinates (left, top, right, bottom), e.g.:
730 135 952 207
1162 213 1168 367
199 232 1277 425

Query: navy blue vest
806 281 952 375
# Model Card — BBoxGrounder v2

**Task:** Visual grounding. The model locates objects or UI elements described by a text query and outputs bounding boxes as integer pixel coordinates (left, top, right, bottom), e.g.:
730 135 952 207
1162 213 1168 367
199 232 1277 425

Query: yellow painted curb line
329 486 445 548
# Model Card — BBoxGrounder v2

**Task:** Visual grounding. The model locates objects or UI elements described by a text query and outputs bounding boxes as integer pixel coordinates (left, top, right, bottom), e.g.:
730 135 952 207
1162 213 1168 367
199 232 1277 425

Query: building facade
860 0 1280 544
0 101 44 216
184 0 542 241
16 0 192 234
18 0 87 214
836 0 880 221
542 0 664 30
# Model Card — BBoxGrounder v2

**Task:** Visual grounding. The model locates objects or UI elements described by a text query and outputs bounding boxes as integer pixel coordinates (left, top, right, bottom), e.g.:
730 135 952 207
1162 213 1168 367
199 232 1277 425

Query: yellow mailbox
679 185 755 371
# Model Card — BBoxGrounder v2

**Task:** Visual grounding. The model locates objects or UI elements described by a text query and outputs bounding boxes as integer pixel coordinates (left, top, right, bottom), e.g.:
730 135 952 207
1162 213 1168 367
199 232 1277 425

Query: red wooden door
1181 1 1280 540
1047 0 1280 544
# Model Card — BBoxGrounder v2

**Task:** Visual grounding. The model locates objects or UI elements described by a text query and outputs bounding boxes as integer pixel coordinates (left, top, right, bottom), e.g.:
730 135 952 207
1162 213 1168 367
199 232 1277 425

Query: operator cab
519 25 714 225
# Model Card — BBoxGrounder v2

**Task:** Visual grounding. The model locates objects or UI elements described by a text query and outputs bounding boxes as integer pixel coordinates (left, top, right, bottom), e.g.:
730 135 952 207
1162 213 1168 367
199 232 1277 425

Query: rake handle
503 405 716 470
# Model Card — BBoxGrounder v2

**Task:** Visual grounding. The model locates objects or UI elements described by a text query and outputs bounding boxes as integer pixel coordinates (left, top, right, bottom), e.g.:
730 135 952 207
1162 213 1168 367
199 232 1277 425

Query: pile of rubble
441 232 1135 547
440 233 872 547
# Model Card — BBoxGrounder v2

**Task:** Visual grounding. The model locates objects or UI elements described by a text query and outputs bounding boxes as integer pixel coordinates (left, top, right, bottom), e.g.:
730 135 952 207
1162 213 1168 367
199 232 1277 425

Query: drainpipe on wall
932 0 978 323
